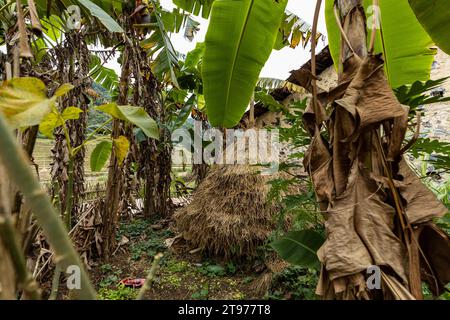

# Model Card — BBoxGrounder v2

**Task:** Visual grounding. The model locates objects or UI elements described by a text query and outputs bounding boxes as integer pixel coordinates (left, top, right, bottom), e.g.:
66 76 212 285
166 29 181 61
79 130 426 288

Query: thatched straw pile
174 164 278 258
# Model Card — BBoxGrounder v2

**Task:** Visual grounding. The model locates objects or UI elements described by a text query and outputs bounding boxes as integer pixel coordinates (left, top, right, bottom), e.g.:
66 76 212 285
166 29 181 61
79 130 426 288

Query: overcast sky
105 0 328 80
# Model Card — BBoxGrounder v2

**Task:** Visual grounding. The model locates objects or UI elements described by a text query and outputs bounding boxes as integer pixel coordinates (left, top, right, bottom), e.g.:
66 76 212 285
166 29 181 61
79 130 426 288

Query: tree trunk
102 45 130 260
51 32 90 224
0 165 15 300
133 45 172 218
306 0 448 300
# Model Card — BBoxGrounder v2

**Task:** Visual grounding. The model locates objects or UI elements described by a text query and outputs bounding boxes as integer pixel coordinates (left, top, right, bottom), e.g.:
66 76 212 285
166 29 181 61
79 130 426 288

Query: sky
105 0 328 80
0 1 328 81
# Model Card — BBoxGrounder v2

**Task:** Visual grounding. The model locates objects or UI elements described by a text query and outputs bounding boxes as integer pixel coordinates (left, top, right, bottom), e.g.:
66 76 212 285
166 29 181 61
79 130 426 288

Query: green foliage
191 287 210 300
325 0 435 88
129 238 167 261
271 230 324 269
118 219 153 238
202 0 288 127
164 260 190 273
436 212 450 238
39 107 84 138
394 77 450 114
98 284 137 300
117 219 171 261
183 42 205 74
422 282 450 300
394 78 450 174
265 98 325 271
409 138 450 174
143 1 180 88
173 0 215 19
99 264 123 288
97 103 160 139
197 263 226 277
167 94 196 131
90 141 113 172
268 266 319 300
254 91 286 112
78 0 124 33
90 55 119 92
409 0 450 55
173 1 318 50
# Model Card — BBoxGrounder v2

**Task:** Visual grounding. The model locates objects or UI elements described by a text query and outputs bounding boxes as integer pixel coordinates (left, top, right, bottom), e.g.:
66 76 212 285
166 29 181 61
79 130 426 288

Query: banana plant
325 0 437 88
0 77 96 299
408 0 450 55
202 0 288 128
173 0 322 50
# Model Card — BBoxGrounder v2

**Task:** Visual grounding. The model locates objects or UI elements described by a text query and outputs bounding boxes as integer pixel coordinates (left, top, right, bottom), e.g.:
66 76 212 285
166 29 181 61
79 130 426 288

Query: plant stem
136 253 163 300
49 265 62 300
85 118 113 142
65 157 74 229
0 113 96 299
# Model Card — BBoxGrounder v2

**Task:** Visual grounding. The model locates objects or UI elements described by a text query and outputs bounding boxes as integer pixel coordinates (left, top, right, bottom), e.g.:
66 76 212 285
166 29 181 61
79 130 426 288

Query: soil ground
88 215 266 300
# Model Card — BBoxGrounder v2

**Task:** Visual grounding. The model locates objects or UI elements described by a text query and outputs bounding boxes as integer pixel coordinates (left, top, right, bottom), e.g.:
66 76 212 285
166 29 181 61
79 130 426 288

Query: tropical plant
201 0 450 300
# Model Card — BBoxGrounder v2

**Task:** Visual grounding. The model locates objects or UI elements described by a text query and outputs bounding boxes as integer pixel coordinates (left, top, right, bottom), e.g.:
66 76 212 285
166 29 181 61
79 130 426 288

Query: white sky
106 0 328 80
161 0 328 79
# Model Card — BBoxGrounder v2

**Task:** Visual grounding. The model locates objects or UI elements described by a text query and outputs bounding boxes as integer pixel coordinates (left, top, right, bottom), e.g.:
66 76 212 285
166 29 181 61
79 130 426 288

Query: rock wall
424 50 450 142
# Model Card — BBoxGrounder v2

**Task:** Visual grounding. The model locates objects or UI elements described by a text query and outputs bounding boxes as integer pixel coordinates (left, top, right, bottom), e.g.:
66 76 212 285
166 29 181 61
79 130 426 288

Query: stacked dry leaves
174 165 278 258
304 53 450 300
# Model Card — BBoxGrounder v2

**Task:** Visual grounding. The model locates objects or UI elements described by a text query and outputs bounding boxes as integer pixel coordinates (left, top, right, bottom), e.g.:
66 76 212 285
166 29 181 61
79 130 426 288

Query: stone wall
424 50 450 142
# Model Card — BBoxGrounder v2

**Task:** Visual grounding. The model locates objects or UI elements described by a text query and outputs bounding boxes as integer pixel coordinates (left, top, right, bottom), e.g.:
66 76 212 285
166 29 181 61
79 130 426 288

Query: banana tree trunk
51 32 90 224
0 166 15 300
307 0 449 300
102 44 130 260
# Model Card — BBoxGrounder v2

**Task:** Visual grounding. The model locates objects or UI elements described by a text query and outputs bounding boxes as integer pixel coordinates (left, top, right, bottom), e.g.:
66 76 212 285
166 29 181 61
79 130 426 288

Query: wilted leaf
39 110 61 138
90 140 112 172
0 77 74 129
0 78 52 128
38 107 83 138
61 107 83 121
54 83 75 98
113 135 130 165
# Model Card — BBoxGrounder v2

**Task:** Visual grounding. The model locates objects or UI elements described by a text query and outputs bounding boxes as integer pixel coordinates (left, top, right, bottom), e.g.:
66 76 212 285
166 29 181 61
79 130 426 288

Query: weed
191 287 209 300
197 263 226 277
165 259 190 273
99 266 123 288
98 284 137 300
268 266 319 300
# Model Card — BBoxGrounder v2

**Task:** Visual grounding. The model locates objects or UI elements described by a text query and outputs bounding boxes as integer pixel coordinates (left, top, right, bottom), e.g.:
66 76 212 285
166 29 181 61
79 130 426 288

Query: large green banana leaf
202 0 287 128
173 0 318 51
409 0 450 55
325 0 436 88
